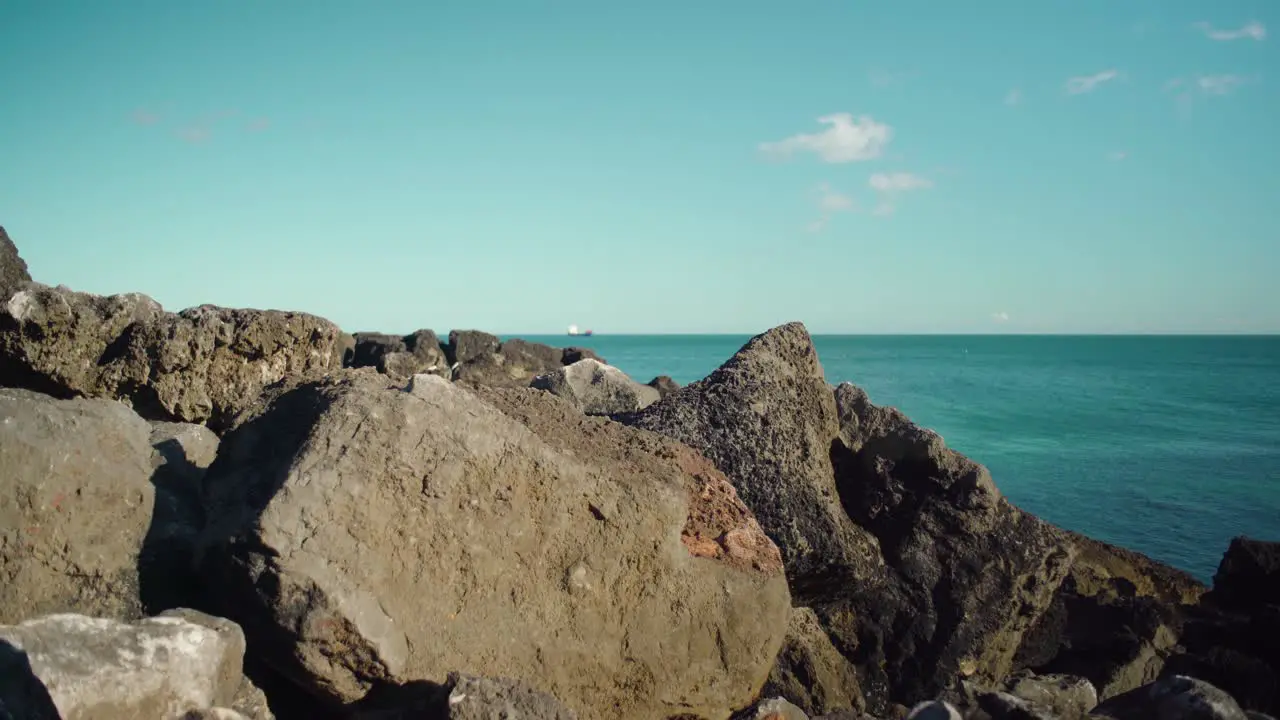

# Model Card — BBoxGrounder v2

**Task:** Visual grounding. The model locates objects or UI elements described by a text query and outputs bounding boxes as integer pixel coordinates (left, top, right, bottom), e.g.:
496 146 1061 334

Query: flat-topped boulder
0 609 267 720
196 370 789 719
0 284 350 431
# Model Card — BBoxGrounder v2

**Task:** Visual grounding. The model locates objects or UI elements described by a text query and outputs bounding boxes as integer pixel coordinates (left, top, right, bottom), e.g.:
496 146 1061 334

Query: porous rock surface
621 322 885 598
195 370 790 719
0 284 349 430
0 389 156 624
0 225 30 302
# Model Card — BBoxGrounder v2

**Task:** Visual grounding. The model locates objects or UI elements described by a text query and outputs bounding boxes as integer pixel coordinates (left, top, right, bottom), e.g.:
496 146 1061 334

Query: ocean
515 333 1280 582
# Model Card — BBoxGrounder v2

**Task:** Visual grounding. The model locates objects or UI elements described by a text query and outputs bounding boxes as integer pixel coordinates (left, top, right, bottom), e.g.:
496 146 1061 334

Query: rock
1093 675 1249 720
1159 537 1280 717
179 710 252 720
530 358 660 415
818 381 1074 707
349 672 578 720
144 421 222 612
621 323 884 598
647 375 681 399
1210 537 1280 612
350 330 449 381
454 338 566 389
444 329 499 366
1013 563 1187 700
0 285 350 430
196 371 790 719
0 610 247 720
562 346 604 365
738 697 810 720
761 607 865 716
905 701 961 720
0 226 31 302
350 333 408 369
1002 672 1098 718
0 389 155 623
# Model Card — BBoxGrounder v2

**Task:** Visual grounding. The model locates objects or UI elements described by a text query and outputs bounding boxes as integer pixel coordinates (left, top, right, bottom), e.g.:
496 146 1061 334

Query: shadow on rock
0 638 63 720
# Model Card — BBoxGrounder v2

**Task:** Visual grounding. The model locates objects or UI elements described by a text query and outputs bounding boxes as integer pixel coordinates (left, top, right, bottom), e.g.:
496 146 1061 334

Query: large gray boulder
196 371 790 719
0 610 249 720
0 285 350 431
531 358 660 415
0 226 30 302
0 389 156 623
620 322 884 598
0 390 214 624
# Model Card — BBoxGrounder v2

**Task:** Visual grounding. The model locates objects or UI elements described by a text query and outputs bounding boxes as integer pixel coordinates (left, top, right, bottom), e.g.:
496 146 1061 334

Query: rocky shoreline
1 225 1276 720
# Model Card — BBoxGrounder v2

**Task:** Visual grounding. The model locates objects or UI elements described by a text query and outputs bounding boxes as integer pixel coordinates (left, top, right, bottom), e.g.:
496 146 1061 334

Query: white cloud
992 311 1010 323
1166 74 1252 113
867 172 933 215
1194 21 1266 41
1108 150 1129 161
760 113 893 163
807 183 857 233
1065 69 1119 95
1005 88 1022 106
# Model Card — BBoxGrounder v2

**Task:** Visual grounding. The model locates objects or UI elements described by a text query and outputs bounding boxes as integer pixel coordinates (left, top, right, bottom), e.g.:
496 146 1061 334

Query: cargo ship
567 324 593 337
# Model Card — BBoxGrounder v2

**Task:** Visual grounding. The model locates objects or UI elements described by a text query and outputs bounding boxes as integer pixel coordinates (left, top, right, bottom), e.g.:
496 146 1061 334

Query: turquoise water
517 334 1280 582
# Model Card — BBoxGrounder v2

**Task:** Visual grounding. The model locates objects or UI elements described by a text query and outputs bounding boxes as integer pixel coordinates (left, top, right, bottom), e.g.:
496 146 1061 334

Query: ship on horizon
567 324 593 337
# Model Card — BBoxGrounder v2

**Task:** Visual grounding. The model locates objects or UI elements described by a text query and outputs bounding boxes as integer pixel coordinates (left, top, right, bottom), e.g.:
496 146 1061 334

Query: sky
1 0 1276 335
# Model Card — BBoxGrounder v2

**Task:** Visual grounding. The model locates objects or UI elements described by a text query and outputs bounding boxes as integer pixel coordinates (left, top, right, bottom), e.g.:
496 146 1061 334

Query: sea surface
515 333 1280 582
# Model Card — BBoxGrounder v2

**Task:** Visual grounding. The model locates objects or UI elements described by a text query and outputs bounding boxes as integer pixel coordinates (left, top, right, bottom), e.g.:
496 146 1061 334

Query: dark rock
350 330 448 382
530 359 660 415
143 421 221 613
761 607 865 716
621 323 884 599
444 329 499 366
0 285 349 431
1210 537 1280 613
453 337 566 389
821 381 1074 707
1094 675 1249 720
1012 532 1205 700
195 370 789 718
0 226 31 302
561 346 604 365
647 375 681 398
349 333 407 369
904 701 961 720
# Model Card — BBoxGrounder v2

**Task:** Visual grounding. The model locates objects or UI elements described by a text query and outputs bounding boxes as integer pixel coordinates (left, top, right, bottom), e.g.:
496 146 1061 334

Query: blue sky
1 0 1276 334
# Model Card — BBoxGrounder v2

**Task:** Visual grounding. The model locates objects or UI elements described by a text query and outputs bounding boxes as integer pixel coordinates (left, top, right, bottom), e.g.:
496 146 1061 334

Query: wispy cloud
868 172 933 216
992 311 1010 323
1108 150 1129 162
806 183 857 233
1065 69 1120 95
176 126 211 143
1194 21 1267 41
760 113 893 163
247 117 271 132
1004 88 1022 106
132 108 160 125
